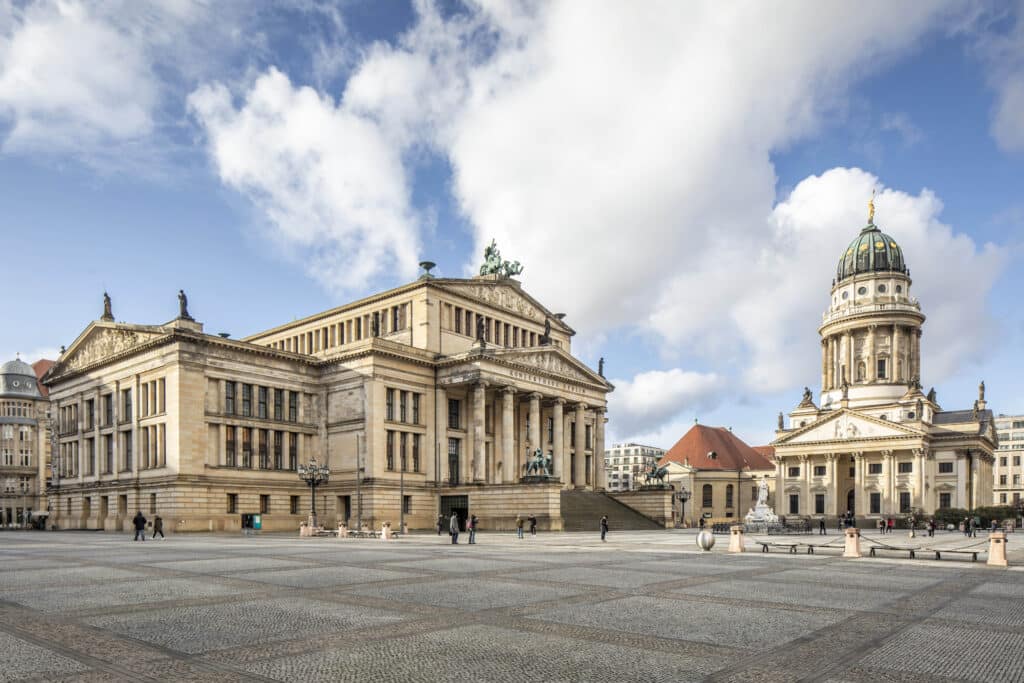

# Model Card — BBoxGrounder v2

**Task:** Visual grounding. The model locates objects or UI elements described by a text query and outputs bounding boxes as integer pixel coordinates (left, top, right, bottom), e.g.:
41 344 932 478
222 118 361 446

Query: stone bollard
843 527 862 558
381 523 392 541
728 525 746 553
988 530 1008 567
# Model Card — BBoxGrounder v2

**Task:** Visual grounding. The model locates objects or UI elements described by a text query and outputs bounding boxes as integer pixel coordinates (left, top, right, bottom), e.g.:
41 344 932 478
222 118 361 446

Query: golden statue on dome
868 189 876 224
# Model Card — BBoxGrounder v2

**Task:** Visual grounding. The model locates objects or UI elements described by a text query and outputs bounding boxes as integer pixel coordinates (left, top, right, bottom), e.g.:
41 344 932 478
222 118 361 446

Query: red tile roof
32 359 55 397
658 424 775 471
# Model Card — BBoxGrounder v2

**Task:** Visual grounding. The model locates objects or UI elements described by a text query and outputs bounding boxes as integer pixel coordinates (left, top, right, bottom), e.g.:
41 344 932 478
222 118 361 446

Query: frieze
444 283 543 322
508 351 593 384
62 328 156 372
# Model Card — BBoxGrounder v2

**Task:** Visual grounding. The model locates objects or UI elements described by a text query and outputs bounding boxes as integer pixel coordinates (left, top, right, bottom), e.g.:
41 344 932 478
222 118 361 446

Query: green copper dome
836 224 907 282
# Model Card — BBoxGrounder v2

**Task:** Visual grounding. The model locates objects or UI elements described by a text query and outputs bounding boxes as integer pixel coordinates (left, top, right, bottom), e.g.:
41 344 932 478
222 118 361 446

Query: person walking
132 511 147 542
886 517 894 534
449 512 460 544
528 514 537 536
437 515 444 535
468 514 478 544
818 518 826 535
600 515 609 542
152 514 164 539
928 518 936 537
515 514 524 539
698 516 706 531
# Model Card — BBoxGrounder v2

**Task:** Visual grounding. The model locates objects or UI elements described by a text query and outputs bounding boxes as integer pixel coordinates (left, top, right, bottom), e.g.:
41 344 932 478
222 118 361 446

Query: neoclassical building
1 357 52 528
43 255 612 533
772 201 995 522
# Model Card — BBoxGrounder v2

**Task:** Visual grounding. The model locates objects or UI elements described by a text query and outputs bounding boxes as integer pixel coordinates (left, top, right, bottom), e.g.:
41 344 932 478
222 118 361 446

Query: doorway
846 489 855 516
440 495 468 532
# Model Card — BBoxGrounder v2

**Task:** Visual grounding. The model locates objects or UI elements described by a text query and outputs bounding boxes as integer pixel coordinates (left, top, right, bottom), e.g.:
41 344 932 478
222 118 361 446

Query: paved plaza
1 529 1022 682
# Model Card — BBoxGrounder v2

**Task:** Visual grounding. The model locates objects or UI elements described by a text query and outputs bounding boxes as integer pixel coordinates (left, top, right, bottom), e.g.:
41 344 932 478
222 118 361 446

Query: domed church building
772 197 995 523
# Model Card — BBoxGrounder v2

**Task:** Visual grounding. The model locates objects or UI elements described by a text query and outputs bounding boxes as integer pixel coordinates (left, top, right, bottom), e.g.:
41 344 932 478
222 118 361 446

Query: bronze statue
841 381 849 400
979 380 985 402
927 387 936 403
101 292 114 321
802 386 812 403
478 239 524 278
540 317 551 345
178 290 192 320
598 357 605 377
476 315 486 344
777 412 784 430
643 463 669 485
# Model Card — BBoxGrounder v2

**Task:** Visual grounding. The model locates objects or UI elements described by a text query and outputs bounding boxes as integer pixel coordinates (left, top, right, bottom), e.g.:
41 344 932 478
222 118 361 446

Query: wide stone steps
560 490 664 531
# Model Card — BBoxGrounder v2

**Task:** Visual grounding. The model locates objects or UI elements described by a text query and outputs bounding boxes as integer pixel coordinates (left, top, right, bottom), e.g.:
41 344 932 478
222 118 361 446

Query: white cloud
880 112 925 146
187 68 421 291
966 1 1024 152
607 368 722 440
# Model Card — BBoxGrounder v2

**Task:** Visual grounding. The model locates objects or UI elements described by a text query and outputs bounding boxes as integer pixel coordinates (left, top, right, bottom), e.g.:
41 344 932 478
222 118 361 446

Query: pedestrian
132 511 147 541
449 512 460 544
529 514 537 536
600 515 609 542
152 514 164 539
878 518 885 535
437 514 444 535
928 518 936 537
991 518 999 532
887 517 894 534
818 517 826 535
698 516 706 530
468 514 478 544
515 514 524 539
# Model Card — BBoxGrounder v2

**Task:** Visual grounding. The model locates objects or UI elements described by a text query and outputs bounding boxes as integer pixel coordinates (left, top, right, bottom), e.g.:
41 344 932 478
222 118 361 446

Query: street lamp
675 486 691 527
298 457 330 528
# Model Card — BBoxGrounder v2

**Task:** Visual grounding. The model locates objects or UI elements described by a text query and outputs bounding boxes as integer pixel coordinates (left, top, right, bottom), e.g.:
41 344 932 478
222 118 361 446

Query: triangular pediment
774 409 923 446
47 322 167 379
434 279 573 333
494 347 608 387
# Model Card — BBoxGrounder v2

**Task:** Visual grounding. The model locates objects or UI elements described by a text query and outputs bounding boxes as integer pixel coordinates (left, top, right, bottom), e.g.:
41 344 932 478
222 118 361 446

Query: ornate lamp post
297 457 329 528
675 486 691 527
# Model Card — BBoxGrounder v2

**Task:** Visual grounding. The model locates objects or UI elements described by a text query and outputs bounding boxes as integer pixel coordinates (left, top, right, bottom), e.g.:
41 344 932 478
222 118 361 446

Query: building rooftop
659 424 775 471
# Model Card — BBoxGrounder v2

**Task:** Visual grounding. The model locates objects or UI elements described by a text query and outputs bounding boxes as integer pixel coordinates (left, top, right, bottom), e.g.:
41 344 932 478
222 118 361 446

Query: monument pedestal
843 527 862 558
988 531 1008 567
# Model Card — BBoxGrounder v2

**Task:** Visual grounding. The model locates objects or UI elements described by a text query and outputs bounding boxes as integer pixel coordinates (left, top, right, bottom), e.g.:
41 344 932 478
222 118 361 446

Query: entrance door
440 495 469 532
846 490 855 516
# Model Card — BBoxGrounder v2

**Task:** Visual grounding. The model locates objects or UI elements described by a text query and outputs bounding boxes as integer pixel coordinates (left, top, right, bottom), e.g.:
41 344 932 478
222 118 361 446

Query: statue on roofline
478 239 524 278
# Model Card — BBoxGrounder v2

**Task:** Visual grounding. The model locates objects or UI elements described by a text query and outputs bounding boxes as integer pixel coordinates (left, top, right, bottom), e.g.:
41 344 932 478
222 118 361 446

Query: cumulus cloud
880 112 925 146
607 368 722 440
188 68 421 291
971 1 1024 152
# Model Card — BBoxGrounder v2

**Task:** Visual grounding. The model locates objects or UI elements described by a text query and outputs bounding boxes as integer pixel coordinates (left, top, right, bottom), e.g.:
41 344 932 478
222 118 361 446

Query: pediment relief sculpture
507 351 594 383
62 328 158 372
443 283 544 322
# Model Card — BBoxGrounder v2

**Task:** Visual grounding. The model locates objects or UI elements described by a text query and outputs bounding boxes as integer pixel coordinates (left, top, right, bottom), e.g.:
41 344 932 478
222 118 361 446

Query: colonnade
821 323 921 389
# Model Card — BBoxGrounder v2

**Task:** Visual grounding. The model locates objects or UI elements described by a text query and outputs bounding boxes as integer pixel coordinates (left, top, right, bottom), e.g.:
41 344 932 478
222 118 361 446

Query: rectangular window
386 388 395 421
386 430 395 471
868 463 882 474
273 431 283 470
1015 456 1021 466
289 392 298 422
104 435 113 473
226 493 237 514
289 433 297 470
258 386 267 419
725 485 734 508
225 382 235 414
1000 475 1007 485
448 398 460 429
939 492 951 509
447 437 460 484
260 494 270 514
938 461 953 474
1001 456 1008 466
225 426 236 467
570 422 576 444
274 389 283 420
547 417 554 444
104 394 113 426
149 493 156 514
789 494 799 514
876 358 887 380
400 432 408 471
1001 493 1007 504
813 465 826 476
870 492 881 514
454 307 462 334
123 433 132 471
898 462 913 474
122 389 132 422
412 434 420 472
242 428 252 468
899 491 911 513
788 466 800 477
259 430 269 469
586 424 592 449
399 391 407 423
85 399 95 429
412 394 420 425
815 493 825 514
403 495 412 514
290 495 299 515
1015 474 1021 486
242 384 252 417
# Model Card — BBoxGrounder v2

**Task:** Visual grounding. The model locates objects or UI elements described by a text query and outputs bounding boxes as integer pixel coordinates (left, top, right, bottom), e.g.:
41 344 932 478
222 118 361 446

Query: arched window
702 484 713 508
726 484 734 508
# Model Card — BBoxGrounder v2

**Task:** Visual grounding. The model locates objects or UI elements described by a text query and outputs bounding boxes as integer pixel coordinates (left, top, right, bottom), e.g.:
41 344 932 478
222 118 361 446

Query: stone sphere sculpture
696 530 715 551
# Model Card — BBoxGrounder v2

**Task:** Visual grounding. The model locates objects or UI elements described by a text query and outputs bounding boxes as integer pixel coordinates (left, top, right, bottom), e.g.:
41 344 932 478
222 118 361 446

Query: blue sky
1 1 1022 448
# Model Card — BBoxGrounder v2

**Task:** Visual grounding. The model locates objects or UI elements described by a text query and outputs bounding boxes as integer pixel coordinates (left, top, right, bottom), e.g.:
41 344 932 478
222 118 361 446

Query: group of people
514 514 538 538
130 511 164 540
434 512 612 542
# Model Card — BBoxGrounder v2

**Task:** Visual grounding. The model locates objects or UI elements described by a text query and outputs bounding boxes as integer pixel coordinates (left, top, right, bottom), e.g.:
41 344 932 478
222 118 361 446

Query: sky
2 1 1023 449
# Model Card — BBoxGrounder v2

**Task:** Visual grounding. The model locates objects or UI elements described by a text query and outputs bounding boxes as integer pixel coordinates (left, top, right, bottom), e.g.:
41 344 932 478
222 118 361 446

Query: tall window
258 386 268 419
815 494 826 514
242 428 252 468
85 399 95 429
122 389 132 422
259 430 269 469
123 433 132 471
386 430 395 471
702 484 713 508
725 484 734 508
939 492 951 509
547 417 554 444
585 424 592 449
789 494 799 514
403 495 412 514
412 394 420 425
103 394 113 426
104 435 113 473
242 384 252 417
288 392 298 422
400 432 408 471
226 426 236 467
260 494 270 514
899 491 911 513
290 495 299 514
225 382 235 414
386 389 395 421
870 492 881 514
273 431 283 469
412 434 420 472
447 437 460 484
289 433 297 470
448 399 460 429
226 493 237 513
274 389 283 421
399 391 407 423
876 358 887 380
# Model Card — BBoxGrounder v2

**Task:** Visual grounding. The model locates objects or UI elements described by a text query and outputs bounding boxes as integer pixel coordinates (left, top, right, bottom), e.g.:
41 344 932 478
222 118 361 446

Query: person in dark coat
468 514 479 544
818 518 826 535
528 514 537 536
449 512 460 544
132 511 147 541
437 515 444 535
600 515 609 542
152 514 164 539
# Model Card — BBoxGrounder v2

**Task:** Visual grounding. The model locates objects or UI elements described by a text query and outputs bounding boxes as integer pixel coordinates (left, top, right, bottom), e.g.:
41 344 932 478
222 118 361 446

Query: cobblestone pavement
0 529 1021 682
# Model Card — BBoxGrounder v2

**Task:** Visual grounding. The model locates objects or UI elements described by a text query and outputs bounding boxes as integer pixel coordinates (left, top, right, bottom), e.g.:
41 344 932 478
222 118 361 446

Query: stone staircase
560 490 664 531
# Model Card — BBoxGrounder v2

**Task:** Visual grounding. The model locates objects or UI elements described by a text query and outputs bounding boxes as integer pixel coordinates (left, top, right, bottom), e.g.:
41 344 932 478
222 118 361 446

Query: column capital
527 392 543 401
592 405 606 414
475 380 489 391
798 454 809 462
551 397 566 406
824 452 837 461
851 451 864 460
880 449 893 458
500 385 516 396
574 402 588 411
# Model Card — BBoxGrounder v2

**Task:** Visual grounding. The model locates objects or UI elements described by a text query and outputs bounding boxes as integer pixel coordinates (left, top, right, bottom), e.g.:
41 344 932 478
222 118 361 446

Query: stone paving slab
675 577 906 612
140 556 312 574
347 576 585 610
0 576 250 613
0 630 90 681
234 565 425 588
0 566 147 589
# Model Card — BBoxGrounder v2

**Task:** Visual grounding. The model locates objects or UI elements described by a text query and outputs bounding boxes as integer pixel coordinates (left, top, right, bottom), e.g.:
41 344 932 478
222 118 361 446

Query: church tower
818 194 925 411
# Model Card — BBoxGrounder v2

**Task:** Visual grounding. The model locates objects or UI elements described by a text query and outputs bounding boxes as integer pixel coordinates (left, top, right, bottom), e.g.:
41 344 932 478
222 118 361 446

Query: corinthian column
866 324 876 382
473 382 487 482
573 402 587 487
528 393 541 457
501 387 515 484
892 324 901 381
821 338 828 390
594 408 607 490
552 398 564 483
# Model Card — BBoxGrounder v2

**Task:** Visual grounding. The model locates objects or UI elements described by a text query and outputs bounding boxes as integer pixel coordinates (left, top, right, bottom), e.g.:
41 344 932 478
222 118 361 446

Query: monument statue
841 381 849 400
777 411 784 430
476 315 486 346
478 239 524 278
524 447 552 477
979 380 985 402
101 292 114 321
598 357 605 377
756 478 769 507
801 386 812 404
642 463 669 486
540 317 551 345
927 387 936 403
178 290 192 320
744 476 779 527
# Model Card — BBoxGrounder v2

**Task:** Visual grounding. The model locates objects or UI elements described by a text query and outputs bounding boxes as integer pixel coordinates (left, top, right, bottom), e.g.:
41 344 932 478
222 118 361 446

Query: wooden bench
757 541 799 554
930 548 979 562
799 541 844 555
868 545 916 559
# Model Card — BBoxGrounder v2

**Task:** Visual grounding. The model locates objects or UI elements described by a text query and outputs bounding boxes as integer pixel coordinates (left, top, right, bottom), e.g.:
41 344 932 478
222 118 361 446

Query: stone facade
993 414 1024 509
772 212 995 524
42 274 611 533
604 442 665 492
0 358 51 528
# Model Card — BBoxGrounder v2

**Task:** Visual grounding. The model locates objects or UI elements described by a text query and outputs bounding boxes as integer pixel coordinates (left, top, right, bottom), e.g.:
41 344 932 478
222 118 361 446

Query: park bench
929 548 980 562
799 540 844 555
868 544 916 559
757 540 799 554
